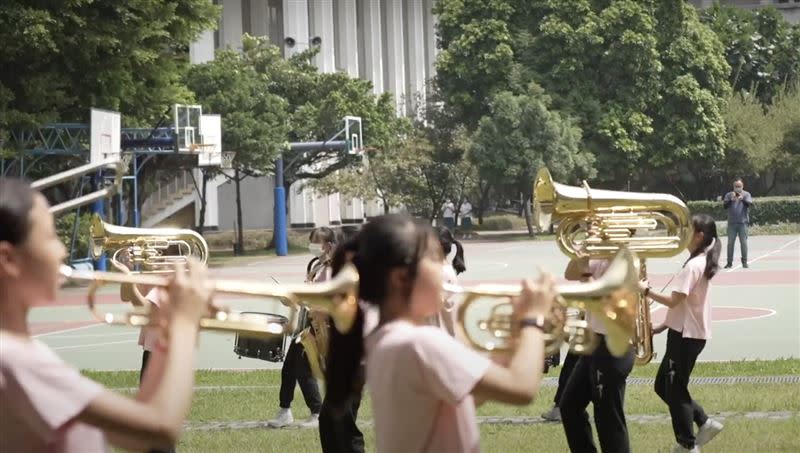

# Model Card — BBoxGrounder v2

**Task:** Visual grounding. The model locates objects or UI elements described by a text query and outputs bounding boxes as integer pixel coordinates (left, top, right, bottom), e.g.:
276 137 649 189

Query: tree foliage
700 4 800 105
435 0 731 192
0 0 219 131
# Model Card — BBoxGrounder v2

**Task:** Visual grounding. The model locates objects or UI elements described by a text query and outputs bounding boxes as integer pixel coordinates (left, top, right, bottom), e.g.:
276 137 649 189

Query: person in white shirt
640 214 724 453
441 199 456 229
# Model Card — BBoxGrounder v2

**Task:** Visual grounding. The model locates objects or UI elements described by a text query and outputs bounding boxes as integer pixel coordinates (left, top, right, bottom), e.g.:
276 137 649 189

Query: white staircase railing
141 170 195 225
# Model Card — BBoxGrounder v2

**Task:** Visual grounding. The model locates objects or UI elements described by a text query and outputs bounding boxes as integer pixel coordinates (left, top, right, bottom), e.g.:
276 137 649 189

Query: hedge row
687 196 800 225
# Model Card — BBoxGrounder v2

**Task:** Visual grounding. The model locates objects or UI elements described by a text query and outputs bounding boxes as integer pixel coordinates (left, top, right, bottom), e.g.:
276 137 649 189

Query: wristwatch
519 315 547 332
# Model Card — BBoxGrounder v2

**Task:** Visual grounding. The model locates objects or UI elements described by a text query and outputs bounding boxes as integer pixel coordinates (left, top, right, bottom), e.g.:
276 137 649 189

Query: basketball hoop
222 152 236 170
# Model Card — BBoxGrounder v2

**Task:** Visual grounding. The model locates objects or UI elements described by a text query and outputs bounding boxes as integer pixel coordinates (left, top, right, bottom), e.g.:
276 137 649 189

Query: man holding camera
723 178 753 269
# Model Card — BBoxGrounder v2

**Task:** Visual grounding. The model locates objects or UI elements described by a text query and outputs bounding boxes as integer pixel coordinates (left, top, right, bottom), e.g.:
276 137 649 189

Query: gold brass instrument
58 263 360 338
33 159 126 215
448 248 640 358
533 168 691 365
89 214 210 305
90 214 209 270
299 259 333 380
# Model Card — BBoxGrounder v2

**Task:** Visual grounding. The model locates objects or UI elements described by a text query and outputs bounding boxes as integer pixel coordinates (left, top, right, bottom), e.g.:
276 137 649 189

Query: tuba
450 248 640 358
89 214 209 305
533 168 691 364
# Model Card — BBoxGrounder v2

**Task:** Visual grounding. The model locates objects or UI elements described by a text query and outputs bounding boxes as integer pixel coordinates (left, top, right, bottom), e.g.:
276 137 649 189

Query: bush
472 215 525 231
687 196 800 225
56 212 92 260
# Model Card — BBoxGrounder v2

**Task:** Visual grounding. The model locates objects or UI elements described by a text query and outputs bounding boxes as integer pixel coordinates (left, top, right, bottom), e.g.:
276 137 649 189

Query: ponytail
324 214 434 413
452 240 466 274
686 214 721 280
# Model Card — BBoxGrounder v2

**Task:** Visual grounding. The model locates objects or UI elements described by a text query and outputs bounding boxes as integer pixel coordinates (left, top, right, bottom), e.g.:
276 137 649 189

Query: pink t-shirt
665 254 712 340
0 332 106 453
365 320 491 453
586 259 611 335
138 287 162 352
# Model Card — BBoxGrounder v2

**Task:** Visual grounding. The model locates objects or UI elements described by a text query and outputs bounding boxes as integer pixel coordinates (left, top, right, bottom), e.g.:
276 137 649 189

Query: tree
435 0 730 194
186 43 289 251
470 82 594 234
0 0 219 132
700 4 800 105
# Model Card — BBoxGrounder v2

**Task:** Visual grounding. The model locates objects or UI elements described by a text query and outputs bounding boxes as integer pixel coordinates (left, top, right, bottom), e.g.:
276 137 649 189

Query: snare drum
233 312 289 362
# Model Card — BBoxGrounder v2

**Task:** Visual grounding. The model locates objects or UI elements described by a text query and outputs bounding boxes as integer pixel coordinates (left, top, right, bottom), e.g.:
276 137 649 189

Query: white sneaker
671 444 699 453
696 418 724 446
541 405 561 422
268 408 293 428
299 413 319 428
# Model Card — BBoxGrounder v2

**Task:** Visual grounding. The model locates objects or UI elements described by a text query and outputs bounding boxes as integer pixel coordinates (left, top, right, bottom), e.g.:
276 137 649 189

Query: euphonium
90 214 209 270
58 263 360 338
449 248 640 358
533 168 691 365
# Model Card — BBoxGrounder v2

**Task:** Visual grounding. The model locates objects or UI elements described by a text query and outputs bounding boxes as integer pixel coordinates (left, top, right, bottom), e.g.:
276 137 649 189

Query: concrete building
143 0 439 230
689 0 800 24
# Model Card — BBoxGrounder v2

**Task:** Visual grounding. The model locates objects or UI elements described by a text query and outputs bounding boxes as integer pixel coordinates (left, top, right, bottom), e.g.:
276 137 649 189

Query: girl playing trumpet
325 214 556 453
0 177 210 452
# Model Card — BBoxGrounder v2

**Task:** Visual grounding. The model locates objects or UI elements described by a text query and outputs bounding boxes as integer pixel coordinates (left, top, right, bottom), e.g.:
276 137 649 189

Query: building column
405 0 426 116
283 0 309 56
220 0 244 49
423 0 438 86
359 0 384 94
194 170 220 229
335 0 359 76
382 0 406 115
190 30 215 64
249 0 269 37
309 0 336 72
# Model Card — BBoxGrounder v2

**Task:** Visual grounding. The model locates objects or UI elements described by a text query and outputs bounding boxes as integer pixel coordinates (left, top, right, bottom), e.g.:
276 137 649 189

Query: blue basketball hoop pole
274 156 288 256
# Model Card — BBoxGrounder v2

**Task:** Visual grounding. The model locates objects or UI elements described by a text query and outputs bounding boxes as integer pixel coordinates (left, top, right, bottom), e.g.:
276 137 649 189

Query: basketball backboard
174 104 202 152
343 116 363 154
90 108 121 164
198 114 222 166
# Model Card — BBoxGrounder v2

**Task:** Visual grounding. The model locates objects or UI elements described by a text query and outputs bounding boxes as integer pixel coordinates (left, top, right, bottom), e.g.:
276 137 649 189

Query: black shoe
742 262 749 268
724 263 732 269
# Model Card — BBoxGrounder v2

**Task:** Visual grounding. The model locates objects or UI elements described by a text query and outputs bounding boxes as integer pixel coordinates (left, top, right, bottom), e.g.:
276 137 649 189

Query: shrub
473 215 516 231
687 196 800 225
56 212 92 260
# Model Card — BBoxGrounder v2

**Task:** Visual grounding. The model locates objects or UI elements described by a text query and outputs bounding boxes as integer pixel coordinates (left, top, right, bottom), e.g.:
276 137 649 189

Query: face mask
308 243 324 257
734 187 743 193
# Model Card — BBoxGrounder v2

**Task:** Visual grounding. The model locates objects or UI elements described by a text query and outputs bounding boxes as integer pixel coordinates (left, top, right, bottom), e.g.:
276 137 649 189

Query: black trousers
560 336 634 453
554 352 580 405
279 341 322 413
140 350 176 453
319 391 365 453
655 329 708 449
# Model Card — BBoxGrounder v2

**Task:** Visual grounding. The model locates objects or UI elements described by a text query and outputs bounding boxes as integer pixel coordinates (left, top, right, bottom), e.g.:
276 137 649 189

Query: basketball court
32 234 799 371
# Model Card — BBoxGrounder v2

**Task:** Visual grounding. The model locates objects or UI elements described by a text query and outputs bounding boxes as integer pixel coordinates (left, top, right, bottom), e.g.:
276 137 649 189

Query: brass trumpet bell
450 248 639 358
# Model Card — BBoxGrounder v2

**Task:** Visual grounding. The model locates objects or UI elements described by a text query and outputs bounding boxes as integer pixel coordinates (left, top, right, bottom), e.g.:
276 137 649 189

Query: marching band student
428 226 466 336
541 254 593 422
318 234 368 453
325 214 556 453
0 177 210 452
268 227 337 428
558 250 635 453
640 214 724 453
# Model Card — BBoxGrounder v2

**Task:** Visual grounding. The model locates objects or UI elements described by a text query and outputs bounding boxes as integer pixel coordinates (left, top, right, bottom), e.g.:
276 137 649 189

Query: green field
97 359 800 452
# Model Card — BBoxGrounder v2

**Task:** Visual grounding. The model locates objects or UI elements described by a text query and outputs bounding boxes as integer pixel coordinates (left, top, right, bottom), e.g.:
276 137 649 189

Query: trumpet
59 263 360 337
448 248 639 358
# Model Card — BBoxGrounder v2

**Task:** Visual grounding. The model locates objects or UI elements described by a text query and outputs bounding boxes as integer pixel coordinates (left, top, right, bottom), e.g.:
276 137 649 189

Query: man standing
723 178 753 269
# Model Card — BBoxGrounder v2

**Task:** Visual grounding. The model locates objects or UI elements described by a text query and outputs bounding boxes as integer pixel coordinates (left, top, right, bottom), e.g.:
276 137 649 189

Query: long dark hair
0 178 36 247
324 214 435 412
437 226 466 274
685 214 721 280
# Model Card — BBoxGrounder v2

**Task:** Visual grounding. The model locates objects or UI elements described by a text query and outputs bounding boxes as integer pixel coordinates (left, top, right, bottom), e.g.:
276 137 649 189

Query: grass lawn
95 359 800 452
